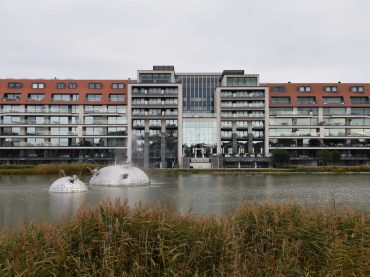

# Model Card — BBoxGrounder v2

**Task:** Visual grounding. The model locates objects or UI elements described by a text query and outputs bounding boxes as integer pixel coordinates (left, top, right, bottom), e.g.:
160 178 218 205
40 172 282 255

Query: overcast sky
0 0 369 82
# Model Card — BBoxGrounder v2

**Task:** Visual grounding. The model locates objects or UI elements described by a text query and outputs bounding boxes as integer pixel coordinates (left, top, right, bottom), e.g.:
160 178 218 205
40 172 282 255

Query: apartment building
127 66 269 169
0 79 128 164
267 83 370 165
3 67 370 168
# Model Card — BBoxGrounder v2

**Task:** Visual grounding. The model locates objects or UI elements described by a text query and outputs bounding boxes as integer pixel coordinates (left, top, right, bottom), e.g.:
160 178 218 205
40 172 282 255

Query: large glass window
86 94 102 101
323 97 344 104
351 107 370 115
49 105 69 113
26 105 44 113
183 119 216 144
297 97 316 104
3 105 21 113
350 97 368 104
109 94 125 101
271 97 291 104
323 107 346 115
107 105 126 113
297 107 318 115
226 77 257 87
52 94 79 101
28 93 44 101
84 105 103 113
270 107 292 115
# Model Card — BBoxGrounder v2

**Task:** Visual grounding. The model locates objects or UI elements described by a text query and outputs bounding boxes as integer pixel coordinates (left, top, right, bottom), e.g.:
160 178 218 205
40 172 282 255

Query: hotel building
1 67 370 167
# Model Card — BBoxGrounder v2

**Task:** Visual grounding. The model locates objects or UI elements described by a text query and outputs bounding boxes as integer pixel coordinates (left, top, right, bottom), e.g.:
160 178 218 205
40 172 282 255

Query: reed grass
0 200 369 276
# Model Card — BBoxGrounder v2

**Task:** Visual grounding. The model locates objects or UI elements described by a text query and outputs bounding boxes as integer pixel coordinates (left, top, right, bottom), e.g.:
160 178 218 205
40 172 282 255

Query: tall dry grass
0 200 369 276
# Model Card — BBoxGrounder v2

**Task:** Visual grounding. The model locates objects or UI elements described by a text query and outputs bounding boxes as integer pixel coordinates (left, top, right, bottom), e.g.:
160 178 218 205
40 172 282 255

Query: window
351 97 368 104
8 82 22 89
270 107 293 115
85 127 104 136
109 94 125 101
107 105 126 113
323 107 346 115
297 107 318 115
57 83 66 89
108 116 126 125
52 94 79 101
297 97 316 104
86 94 102 101
323 97 344 104
111 83 125 89
351 86 365 93
69 83 77 89
32 83 45 89
324 86 337 92
28 93 44 101
3 105 21 113
271 86 285 92
84 105 103 113
26 105 44 113
351 107 370 115
271 97 291 104
88 83 102 89
49 105 69 113
50 116 69 124
298 86 311 92
226 77 257 87
3 93 21 101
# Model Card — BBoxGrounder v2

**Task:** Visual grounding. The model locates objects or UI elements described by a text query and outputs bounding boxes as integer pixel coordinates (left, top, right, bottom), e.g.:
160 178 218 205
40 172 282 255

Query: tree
319 150 341 165
271 149 290 168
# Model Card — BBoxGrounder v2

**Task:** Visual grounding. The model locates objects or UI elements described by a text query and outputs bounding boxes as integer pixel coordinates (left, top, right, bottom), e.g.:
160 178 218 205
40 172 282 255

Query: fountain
49 173 88 193
89 164 150 186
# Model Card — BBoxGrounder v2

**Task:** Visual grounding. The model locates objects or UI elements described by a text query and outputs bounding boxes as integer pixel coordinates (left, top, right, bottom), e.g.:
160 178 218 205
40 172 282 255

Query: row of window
270 117 370 126
3 138 126 147
7 82 125 90
271 96 369 105
271 85 365 93
0 105 126 113
270 107 370 116
1 116 127 125
3 93 125 102
2 127 127 136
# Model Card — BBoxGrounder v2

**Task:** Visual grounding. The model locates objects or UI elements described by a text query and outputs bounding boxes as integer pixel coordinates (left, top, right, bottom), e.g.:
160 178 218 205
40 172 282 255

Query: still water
1 174 370 228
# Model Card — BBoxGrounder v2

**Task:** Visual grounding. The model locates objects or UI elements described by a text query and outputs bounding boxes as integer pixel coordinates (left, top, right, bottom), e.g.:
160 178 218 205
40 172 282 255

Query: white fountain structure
89 164 150 186
49 174 88 193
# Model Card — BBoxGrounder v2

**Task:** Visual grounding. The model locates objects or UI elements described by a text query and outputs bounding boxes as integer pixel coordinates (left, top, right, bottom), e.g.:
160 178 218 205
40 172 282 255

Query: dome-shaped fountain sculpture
49 175 88 193
89 164 150 186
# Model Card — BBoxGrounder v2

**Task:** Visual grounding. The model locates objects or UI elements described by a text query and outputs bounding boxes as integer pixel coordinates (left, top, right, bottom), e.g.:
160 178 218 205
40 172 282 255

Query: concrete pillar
232 133 238 154
248 121 253 155
161 132 166 168
144 132 149 170
144 120 150 170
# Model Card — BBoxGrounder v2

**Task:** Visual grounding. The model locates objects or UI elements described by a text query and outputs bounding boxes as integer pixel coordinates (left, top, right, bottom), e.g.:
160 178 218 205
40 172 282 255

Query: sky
0 0 369 82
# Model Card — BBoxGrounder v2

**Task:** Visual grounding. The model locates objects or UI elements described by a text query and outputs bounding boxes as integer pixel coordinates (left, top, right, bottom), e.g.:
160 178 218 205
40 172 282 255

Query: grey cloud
0 0 369 82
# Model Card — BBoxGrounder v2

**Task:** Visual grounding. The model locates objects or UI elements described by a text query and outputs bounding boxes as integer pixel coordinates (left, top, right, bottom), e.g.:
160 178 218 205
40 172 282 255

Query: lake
1 173 370 228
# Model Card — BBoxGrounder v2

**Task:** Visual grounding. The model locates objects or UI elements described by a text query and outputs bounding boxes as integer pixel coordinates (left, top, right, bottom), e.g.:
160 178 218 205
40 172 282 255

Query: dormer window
298 86 311 92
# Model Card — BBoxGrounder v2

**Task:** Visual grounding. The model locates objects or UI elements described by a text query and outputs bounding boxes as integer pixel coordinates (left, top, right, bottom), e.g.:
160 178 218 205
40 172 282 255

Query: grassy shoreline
0 163 97 175
2 164 370 175
0 200 369 276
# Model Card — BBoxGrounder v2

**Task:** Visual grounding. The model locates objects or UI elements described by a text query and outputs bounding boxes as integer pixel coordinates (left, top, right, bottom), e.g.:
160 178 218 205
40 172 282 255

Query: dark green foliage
319 150 342 165
271 149 290 167
0 200 369 276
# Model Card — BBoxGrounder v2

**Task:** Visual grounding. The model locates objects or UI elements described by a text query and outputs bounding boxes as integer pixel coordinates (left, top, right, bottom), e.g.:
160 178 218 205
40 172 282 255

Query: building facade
2 68 370 167
0 79 128 164
267 82 370 165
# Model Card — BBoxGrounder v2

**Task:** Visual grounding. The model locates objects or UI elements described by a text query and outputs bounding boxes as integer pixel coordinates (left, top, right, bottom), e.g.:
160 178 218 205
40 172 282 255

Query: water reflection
0 174 370 229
